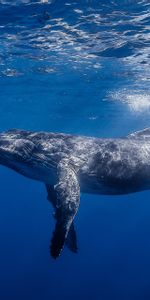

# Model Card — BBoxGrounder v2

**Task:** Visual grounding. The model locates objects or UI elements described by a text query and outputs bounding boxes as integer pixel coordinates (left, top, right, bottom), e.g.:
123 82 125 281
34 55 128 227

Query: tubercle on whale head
0 133 13 154
0 132 36 165
0 138 15 167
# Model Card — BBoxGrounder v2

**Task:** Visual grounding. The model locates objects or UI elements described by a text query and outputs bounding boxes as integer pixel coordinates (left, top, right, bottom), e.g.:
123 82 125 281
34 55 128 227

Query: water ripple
1 0 150 120
0 0 150 68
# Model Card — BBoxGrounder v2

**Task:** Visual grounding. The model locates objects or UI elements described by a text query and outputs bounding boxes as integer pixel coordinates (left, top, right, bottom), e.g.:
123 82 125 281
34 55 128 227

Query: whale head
0 132 37 170
0 130 56 183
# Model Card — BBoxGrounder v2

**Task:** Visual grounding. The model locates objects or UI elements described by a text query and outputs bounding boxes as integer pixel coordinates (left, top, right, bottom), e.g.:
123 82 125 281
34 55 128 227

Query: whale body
0 128 150 258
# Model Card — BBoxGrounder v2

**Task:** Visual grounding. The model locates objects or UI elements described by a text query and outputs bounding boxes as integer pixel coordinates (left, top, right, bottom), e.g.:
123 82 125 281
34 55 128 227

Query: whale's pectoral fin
46 184 78 254
46 184 57 208
50 160 80 259
65 223 78 253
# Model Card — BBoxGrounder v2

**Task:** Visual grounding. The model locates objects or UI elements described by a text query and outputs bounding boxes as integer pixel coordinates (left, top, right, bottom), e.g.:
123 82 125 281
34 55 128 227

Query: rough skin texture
0 128 150 257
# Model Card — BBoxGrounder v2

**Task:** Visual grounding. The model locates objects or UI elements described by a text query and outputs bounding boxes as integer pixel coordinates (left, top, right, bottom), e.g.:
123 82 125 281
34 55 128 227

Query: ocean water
0 0 150 299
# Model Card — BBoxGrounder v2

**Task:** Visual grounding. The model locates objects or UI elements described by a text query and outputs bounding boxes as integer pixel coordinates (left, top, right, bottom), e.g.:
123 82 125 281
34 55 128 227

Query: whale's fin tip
46 160 80 258
127 128 150 140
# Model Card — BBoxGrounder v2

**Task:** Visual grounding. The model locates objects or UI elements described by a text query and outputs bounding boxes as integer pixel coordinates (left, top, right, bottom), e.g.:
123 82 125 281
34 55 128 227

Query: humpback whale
0 128 150 258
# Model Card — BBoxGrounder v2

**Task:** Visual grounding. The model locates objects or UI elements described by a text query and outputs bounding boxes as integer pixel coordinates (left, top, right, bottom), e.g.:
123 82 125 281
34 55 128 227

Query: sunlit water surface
0 1 150 299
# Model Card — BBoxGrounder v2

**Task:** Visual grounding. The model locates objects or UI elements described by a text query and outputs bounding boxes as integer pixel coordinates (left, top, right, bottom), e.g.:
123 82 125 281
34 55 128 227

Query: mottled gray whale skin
0 128 150 258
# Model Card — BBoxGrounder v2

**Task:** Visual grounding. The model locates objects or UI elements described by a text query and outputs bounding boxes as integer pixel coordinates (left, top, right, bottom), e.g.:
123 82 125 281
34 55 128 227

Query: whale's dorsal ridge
127 128 150 140
49 159 80 258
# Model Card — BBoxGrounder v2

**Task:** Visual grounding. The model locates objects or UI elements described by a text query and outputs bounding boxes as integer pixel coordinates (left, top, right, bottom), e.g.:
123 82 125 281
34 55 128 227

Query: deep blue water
0 0 150 299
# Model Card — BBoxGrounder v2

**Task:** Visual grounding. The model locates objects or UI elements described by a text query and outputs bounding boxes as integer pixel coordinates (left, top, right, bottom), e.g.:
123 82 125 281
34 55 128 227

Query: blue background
0 0 150 299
